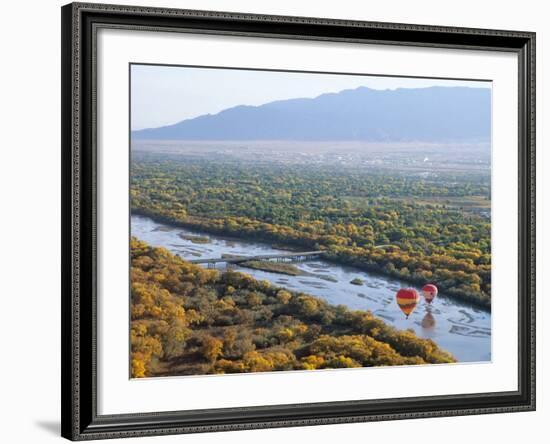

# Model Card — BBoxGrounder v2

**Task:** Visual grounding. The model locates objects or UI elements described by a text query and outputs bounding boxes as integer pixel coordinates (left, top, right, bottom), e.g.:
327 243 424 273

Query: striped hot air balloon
396 288 420 319
422 284 438 304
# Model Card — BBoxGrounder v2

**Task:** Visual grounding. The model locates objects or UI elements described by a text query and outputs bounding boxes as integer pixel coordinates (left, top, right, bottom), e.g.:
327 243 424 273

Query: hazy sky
131 64 491 131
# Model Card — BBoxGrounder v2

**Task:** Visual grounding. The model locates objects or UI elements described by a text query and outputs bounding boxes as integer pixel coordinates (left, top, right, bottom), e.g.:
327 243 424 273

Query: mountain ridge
132 86 491 142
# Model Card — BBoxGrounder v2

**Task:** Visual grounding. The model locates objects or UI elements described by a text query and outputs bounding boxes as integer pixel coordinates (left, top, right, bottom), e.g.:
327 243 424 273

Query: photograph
57 2 536 440
129 64 492 378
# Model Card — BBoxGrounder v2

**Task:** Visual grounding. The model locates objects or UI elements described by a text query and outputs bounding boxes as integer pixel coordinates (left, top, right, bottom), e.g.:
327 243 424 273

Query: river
132 214 491 362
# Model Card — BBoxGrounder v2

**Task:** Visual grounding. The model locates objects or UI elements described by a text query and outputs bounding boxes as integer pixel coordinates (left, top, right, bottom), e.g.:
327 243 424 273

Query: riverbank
131 213 492 362
131 209 490 310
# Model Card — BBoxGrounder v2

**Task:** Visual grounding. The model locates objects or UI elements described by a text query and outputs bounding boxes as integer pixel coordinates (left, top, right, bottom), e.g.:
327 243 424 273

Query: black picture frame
61 2 536 440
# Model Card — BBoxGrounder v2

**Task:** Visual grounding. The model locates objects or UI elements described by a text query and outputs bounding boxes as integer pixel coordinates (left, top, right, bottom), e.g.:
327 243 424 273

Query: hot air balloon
422 284 438 304
396 288 420 319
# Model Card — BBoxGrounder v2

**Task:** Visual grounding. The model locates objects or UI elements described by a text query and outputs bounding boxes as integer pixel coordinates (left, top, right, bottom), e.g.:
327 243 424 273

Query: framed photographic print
61 2 536 440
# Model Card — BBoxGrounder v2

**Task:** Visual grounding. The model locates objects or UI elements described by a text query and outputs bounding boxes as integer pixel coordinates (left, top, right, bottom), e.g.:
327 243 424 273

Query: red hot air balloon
422 284 438 304
396 288 420 319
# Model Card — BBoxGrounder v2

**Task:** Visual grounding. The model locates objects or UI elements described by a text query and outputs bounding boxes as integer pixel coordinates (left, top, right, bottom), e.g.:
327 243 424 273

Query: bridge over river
186 250 324 267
